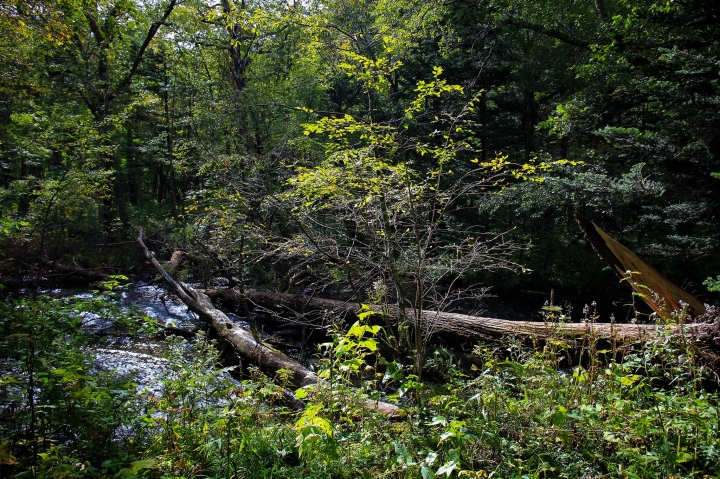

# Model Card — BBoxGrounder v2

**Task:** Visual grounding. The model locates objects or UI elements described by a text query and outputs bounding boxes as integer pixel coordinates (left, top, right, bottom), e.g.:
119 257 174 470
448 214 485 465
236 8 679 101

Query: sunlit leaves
295 403 335 458
338 50 403 95
286 147 415 211
406 66 464 117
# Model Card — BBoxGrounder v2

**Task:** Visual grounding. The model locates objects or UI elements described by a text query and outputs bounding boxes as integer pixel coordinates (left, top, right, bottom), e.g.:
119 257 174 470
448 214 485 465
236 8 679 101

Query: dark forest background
2 0 719 307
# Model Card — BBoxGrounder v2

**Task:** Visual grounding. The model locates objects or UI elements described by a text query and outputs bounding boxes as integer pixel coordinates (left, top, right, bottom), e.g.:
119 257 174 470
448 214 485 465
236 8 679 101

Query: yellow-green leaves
474 155 583 184
356 304 377 322
295 403 335 458
302 114 397 152
338 50 403 94
617 374 643 387
406 66 464 117
285 148 414 211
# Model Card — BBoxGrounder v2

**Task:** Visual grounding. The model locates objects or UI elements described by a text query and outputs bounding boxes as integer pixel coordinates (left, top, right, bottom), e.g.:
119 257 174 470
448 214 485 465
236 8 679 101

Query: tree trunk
204 288 720 347
40 259 110 282
137 229 399 416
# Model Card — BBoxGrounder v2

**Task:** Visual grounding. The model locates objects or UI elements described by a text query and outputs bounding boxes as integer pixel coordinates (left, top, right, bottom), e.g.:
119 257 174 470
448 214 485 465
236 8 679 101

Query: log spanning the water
137 229 318 386
41 258 111 281
137 229 399 416
204 288 720 347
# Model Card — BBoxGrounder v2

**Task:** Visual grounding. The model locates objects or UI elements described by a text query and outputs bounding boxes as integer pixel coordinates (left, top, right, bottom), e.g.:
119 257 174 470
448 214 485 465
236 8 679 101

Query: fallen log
41 258 110 282
137 229 399 416
205 288 720 347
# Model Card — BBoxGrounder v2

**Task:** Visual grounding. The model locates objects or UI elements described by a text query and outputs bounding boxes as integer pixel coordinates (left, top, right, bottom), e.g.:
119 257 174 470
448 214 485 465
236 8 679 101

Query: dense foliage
1 0 718 298
1 294 719 478
2 0 720 477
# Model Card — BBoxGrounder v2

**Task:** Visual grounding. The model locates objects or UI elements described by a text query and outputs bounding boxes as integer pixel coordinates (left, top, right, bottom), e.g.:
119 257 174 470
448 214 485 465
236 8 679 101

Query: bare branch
112 0 178 98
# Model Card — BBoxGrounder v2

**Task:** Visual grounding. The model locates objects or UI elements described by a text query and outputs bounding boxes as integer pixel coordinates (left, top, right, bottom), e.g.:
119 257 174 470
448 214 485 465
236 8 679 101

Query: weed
0 294 144 478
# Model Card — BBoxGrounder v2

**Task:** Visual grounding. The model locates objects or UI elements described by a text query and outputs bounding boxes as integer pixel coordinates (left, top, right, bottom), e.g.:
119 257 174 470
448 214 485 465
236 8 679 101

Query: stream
68 282 240 396
5 280 636 397
77 281 315 394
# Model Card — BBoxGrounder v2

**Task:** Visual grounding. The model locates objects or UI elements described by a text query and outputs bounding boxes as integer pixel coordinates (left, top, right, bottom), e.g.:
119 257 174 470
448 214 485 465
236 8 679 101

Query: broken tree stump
575 212 706 319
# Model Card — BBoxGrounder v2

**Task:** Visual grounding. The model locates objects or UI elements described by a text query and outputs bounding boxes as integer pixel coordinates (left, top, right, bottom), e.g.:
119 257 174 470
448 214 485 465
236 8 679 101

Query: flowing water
72 282 239 394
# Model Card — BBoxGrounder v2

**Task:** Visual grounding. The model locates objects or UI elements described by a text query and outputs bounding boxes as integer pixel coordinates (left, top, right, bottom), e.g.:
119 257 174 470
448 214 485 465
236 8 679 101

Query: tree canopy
1 0 718 301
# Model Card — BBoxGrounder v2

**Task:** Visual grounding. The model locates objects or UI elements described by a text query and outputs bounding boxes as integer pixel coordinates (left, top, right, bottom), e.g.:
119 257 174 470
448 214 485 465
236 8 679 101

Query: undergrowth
1 292 719 478
0 288 152 478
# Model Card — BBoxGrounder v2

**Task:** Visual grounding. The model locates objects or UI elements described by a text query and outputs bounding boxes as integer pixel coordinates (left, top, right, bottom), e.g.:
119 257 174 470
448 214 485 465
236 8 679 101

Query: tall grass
138 320 720 478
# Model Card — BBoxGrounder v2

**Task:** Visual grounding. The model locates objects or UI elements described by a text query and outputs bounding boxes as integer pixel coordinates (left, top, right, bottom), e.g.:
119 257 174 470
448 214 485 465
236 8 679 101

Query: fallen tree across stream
137 227 719 389
203 289 720 351
137 229 399 416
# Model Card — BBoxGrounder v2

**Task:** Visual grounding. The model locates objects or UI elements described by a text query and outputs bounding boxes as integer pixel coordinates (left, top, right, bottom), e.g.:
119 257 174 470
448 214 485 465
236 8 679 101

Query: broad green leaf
436 461 457 477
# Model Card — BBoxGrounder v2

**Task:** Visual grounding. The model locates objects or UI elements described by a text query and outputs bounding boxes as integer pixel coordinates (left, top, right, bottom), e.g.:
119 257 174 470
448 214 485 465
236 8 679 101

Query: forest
1 0 720 477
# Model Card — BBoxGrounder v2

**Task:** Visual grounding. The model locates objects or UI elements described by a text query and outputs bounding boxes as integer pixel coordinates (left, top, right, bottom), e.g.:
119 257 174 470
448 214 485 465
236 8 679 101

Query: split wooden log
205 288 720 347
575 212 706 318
167 251 189 271
137 229 399 416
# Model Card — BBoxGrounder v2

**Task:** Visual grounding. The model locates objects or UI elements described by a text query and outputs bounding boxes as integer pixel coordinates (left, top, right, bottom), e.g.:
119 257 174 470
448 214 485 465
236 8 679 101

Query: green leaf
347 321 366 338
436 461 457 477
130 459 155 474
305 416 333 436
551 406 567 427
358 339 377 351
618 374 642 386
394 442 414 466
421 465 436 478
